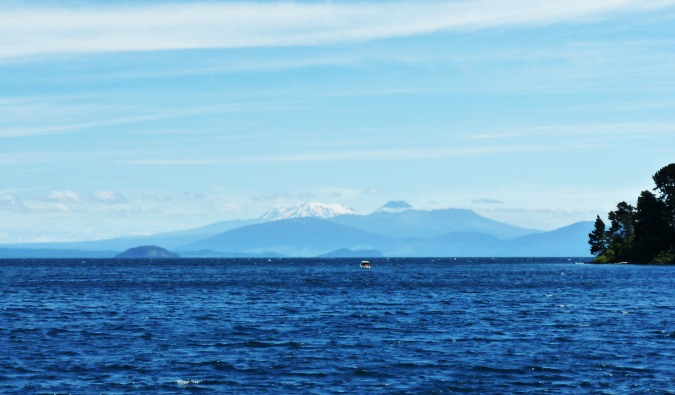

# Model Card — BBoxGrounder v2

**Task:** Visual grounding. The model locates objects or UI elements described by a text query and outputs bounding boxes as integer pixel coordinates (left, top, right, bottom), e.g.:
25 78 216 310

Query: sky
1 0 675 243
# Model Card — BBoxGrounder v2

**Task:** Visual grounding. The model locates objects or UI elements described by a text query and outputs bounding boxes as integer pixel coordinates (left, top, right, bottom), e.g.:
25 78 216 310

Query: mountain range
0 201 593 258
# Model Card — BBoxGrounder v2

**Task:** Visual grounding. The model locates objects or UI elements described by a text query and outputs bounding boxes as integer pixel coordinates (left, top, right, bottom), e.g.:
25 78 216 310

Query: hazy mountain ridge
179 218 592 257
0 201 593 258
184 217 392 257
330 207 539 239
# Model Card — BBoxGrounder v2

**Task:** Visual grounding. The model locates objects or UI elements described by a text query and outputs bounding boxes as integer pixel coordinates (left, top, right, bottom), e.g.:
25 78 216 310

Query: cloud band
1 0 674 58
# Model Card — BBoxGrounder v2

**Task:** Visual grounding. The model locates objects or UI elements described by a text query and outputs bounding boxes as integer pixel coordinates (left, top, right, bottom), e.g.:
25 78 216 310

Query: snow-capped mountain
374 200 413 213
259 202 359 221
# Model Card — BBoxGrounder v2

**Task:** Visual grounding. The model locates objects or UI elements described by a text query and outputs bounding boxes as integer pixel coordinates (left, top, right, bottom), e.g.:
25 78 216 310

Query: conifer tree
588 215 608 256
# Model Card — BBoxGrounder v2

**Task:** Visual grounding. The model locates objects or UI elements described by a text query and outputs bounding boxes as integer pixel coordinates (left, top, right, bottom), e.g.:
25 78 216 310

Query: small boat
360 260 371 269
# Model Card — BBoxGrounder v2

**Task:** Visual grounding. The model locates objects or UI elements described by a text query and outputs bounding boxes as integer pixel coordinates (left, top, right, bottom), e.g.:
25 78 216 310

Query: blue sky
1 0 675 243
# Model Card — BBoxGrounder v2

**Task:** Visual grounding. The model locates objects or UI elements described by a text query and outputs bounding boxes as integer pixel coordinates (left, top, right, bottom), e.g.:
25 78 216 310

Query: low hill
115 245 180 259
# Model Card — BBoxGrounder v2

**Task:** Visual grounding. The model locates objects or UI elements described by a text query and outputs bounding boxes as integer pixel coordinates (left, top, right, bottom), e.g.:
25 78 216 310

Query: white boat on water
360 260 371 269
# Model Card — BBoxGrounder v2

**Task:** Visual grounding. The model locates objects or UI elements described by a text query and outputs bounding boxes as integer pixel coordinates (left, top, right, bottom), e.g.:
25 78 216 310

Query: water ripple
1 258 673 394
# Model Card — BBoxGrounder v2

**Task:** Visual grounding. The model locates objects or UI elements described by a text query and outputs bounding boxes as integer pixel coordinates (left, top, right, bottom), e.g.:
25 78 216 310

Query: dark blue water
1 258 673 394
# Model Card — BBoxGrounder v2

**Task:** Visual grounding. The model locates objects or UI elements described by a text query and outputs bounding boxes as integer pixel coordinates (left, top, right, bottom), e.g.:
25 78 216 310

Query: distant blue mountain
330 207 539 239
183 217 393 257
383 232 501 257
378 222 594 257
0 202 593 258
495 221 594 257
179 218 592 258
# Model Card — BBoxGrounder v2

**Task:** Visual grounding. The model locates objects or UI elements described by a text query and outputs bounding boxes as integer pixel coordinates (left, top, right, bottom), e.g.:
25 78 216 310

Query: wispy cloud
0 107 238 139
2 0 674 59
473 198 505 205
90 191 128 205
47 190 81 203
460 121 675 140
117 141 602 166
0 114 177 139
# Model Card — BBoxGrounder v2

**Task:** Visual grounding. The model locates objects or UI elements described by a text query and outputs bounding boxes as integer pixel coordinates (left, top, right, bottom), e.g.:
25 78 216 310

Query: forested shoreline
589 164 675 264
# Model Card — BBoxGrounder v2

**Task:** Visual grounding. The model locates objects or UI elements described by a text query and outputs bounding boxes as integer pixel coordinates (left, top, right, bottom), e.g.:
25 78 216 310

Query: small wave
46 327 71 337
352 367 393 378
391 362 442 370
472 365 526 374
65 364 90 373
195 314 218 322
231 324 268 335
3 364 36 374
102 363 136 372
526 365 565 373
9 327 41 334
288 371 329 378
243 340 276 348
191 360 238 372
302 277 327 285
240 340 304 349
552 322 590 329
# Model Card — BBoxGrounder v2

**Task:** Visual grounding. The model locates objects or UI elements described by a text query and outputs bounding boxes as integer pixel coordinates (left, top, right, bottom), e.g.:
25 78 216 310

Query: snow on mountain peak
259 202 359 221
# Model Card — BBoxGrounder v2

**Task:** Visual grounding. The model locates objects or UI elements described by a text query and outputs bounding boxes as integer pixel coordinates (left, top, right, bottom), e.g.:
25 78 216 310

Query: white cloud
1 0 674 59
47 190 81 203
91 191 127 204
0 194 25 212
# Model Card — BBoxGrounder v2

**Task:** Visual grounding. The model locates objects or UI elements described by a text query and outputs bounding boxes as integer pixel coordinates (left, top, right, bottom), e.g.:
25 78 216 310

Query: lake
1 258 673 394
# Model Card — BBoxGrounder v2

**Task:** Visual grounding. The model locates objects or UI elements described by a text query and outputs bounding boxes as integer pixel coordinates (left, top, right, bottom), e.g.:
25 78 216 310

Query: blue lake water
1 258 674 394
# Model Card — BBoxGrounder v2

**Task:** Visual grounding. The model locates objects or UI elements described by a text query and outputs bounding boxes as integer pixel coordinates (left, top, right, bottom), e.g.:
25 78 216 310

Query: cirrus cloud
1 0 674 59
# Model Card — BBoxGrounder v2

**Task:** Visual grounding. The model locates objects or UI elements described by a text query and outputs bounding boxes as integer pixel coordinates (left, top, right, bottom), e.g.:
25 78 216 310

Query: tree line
589 163 675 264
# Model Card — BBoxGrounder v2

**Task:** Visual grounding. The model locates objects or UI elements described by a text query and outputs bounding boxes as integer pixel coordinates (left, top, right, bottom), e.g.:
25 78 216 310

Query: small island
589 163 675 264
115 245 180 259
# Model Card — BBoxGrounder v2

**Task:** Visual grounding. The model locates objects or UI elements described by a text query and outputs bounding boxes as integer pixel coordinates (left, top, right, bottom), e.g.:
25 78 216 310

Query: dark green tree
633 190 670 262
590 163 675 263
653 163 675 212
652 163 675 262
608 201 635 239
606 201 635 262
588 215 608 256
